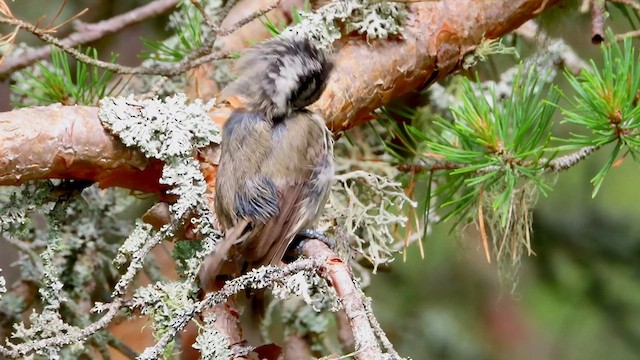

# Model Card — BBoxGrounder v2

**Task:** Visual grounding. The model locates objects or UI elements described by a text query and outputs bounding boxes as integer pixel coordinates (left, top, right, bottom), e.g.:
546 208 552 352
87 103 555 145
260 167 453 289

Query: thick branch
315 0 562 134
0 105 166 192
0 0 560 190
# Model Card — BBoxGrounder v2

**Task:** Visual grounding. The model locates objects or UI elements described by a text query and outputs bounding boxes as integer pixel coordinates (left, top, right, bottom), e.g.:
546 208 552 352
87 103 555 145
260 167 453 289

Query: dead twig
0 0 180 78
591 0 606 44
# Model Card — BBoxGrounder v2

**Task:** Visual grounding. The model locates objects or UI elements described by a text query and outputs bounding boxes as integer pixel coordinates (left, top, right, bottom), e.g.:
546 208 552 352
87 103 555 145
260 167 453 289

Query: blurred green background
371 5 640 358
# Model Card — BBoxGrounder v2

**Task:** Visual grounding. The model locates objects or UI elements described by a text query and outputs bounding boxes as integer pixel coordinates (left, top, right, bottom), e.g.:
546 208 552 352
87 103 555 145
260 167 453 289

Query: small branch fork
399 146 601 175
0 0 180 78
143 240 395 360
583 0 640 41
0 0 283 78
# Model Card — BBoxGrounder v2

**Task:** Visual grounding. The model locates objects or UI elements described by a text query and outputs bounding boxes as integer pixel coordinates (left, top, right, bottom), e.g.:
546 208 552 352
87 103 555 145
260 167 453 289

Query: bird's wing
202 111 277 288
241 112 333 267
214 111 279 230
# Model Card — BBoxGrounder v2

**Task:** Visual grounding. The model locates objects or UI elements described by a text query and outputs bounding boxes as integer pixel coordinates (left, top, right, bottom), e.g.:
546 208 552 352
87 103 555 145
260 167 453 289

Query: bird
199 36 335 291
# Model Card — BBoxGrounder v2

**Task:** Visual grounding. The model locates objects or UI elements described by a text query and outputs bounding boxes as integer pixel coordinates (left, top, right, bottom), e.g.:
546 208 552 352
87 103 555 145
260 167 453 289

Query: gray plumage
200 36 334 290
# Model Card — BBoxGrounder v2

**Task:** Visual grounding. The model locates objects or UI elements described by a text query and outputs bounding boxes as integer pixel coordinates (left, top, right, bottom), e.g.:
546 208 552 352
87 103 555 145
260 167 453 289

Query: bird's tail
198 220 250 292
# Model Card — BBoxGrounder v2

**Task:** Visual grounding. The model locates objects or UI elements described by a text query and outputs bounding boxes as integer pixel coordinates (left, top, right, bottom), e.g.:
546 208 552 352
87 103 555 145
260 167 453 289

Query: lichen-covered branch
0 0 560 190
136 258 322 359
313 0 562 134
0 104 166 192
300 240 391 360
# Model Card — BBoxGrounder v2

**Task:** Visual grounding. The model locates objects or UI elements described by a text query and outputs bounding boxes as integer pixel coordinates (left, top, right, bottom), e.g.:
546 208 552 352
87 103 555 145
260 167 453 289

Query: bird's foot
284 228 335 263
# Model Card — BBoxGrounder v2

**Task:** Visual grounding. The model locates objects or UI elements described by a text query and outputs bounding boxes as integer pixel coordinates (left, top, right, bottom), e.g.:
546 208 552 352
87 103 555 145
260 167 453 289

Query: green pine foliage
557 37 640 196
376 37 640 271
425 67 558 226
260 1 310 36
141 0 204 62
11 47 122 107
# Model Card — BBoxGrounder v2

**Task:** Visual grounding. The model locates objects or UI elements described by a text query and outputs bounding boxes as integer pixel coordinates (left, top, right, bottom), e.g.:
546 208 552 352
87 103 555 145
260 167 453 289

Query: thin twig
138 258 322 359
361 292 400 359
591 0 606 44
218 0 282 37
544 145 601 171
615 28 640 40
399 146 602 174
106 334 139 360
0 299 123 358
0 0 180 78
189 0 217 33
0 16 231 76
534 0 550 13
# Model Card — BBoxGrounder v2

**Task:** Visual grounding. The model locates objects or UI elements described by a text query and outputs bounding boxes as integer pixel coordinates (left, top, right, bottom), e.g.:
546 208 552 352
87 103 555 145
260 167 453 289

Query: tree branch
300 240 385 359
0 104 167 192
0 14 232 76
0 0 560 190
314 0 562 134
0 0 181 79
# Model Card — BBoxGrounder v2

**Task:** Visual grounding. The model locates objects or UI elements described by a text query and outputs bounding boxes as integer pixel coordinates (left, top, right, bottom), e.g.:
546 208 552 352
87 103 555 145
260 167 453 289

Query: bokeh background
2 1 640 359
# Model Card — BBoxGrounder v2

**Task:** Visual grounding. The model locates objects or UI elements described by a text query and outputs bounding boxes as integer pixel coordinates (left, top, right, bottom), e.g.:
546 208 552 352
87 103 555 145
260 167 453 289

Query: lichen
271 269 339 312
282 0 408 50
323 170 416 272
192 314 233 360
113 221 154 266
99 94 220 160
99 92 226 355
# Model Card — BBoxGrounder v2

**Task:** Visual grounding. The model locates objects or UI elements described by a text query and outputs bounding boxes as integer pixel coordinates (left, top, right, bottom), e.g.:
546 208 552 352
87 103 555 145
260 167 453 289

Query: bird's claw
284 228 335 263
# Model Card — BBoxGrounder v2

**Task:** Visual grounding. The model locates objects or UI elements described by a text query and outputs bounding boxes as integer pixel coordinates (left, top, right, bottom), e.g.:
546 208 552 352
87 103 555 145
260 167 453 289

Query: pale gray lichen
192 314 233 360
323 170 416 272
0 181 143 356
347 1 407 41
161 158 211 221
10 309 82 360
98 92 227 356
113 221 154 266
271 269 339 313
0 182 52 236
38 229 67 310
282 0 407 50
99 91 221 231
99 94 220 160
136 260 320 359
130 281 195 335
